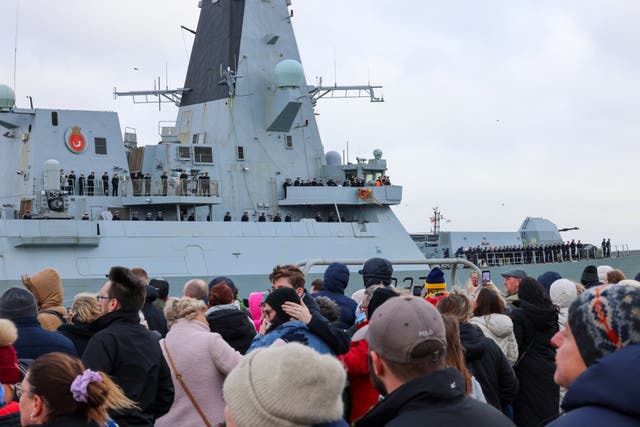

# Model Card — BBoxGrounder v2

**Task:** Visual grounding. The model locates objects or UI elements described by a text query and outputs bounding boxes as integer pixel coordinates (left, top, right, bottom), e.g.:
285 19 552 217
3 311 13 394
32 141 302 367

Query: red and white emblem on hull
65 126 87 153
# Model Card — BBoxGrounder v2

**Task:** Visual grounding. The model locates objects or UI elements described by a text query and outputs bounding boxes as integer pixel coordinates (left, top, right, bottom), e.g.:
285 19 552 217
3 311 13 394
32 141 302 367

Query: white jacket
470 313 519 365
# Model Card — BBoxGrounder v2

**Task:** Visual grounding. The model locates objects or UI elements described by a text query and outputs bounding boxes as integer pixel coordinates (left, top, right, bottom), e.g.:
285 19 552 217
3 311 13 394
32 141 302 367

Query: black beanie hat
367 288 398 319
0 287 38 320
265 288 300 318
580 265 599 287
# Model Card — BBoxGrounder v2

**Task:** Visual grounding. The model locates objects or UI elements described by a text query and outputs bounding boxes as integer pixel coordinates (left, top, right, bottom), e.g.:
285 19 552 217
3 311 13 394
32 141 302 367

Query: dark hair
473 287 505 317
269 265 306 289
375 340 445 382
27 352 135 425
314 296 340 322
442 315 472 394
107 266 145 312
208 282 234 306
310 279 323 292
518 277 554 308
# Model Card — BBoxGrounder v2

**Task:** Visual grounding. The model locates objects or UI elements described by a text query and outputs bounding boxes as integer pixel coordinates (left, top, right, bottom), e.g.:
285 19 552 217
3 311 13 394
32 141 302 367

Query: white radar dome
0 84 16 112
275 59 304 88
373 149 383 159
325 151 342 166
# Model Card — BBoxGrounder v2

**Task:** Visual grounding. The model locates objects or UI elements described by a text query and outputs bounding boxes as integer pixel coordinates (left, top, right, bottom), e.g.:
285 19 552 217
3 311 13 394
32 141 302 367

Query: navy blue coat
314 262 357 329
547 345 640 426
12 317 78 360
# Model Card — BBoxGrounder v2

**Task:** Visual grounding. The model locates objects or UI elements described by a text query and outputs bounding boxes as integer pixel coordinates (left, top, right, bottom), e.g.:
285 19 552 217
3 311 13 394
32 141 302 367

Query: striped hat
425 267 446 290
568 284 640 366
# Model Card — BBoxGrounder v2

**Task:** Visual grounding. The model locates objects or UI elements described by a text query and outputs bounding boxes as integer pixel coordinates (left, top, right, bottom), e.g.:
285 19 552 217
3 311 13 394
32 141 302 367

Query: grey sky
2 1 639 249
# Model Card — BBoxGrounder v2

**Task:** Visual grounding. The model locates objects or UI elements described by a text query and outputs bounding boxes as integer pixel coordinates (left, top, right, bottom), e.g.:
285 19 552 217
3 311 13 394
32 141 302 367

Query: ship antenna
13 0 20 96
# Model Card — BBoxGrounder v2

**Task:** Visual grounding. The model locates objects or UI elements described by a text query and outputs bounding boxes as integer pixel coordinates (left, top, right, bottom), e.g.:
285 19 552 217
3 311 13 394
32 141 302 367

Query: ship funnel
43 159 62 191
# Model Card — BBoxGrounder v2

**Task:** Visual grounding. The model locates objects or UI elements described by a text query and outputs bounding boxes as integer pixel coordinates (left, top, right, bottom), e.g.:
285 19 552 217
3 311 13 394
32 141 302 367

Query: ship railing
296 258 480 288
461 246 629 267
31 178 220 198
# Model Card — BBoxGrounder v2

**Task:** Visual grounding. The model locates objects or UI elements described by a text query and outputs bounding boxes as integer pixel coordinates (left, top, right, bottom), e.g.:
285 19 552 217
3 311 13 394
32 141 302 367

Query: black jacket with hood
459 322 519 411
313 262 357 329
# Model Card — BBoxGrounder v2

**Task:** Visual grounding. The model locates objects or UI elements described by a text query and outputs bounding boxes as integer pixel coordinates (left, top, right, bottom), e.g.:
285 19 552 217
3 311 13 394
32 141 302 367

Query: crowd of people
0 259 638 426
455 238 615 266
283 175 392 192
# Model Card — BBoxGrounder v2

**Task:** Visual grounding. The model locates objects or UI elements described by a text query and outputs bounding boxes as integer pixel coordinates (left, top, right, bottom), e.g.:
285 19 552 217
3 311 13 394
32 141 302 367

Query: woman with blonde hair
156 297 242 427
437 291 518 414
18 352 135 426
57 293 102 357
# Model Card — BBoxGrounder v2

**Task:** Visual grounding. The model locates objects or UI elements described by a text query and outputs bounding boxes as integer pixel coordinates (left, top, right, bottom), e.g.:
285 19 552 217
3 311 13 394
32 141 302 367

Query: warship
412 207 640 285
0 0 432 299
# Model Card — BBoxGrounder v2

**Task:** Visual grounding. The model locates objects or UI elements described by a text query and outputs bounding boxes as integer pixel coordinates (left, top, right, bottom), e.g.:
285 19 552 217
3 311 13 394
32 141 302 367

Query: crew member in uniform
131 212 140 221
161 171 168 196
87 172 95 196
144 173 151 196
285 212 292 222
179 170 189 196
22 210 32 219
67 170 76 194
102 172 109 196
78 173 85 196
224 212 232 221
273 212 282 222
111 173 119 196
241 212 249 222
258 212 267 222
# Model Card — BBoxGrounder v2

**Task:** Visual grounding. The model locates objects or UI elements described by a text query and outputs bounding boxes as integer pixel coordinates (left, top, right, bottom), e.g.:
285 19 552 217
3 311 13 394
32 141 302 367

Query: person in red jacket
425 266 449 307
338 286 398 423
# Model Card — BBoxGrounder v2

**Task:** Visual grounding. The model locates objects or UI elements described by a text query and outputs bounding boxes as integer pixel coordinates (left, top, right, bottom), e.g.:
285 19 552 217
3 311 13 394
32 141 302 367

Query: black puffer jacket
509 300 559 427
82 310 174 427
57 321 94 357
459 322 519 411
353 367 515 427
206 305 256 354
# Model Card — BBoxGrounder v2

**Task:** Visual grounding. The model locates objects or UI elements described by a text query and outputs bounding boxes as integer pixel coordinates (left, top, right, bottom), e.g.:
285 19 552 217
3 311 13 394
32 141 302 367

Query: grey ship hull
0 215 425 302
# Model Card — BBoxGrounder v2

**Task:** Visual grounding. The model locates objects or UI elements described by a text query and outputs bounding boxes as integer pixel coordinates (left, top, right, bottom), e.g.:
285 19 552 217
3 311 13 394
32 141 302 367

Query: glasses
96 295 113 301
14 383 28 399
359 305 368 313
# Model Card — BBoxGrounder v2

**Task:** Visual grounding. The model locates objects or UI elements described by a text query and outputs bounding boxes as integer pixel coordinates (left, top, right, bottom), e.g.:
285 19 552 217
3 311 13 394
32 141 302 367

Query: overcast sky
2 0 639 249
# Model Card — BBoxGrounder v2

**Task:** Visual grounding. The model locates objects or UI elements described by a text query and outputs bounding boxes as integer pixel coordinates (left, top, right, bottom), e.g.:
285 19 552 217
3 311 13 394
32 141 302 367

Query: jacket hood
562 344 640 418
517 300 558 331
459 322 487 361
470 314 514 339
322 263 349 294
549 279 577 309
22 268 63 309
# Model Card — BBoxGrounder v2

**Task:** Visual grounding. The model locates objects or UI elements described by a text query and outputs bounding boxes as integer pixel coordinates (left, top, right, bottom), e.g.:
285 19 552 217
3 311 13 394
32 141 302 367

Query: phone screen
412 285 423 297
482 270 491 286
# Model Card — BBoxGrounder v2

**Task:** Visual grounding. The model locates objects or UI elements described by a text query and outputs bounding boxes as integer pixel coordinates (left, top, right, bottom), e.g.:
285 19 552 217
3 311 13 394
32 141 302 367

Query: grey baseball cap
500 269 527 279
366 295 446 363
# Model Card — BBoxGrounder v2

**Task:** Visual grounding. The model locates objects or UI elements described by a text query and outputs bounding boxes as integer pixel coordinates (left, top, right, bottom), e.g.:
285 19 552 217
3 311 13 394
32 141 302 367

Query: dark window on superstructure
192 134 198 144
237 146 245 160
285 135 293 149
94 138 107 155
178 146 191 160
194 146 213 163
51 112 58 126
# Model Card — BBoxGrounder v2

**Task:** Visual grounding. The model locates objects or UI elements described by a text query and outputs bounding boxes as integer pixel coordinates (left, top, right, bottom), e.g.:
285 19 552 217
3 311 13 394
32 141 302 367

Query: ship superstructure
0 0 425 297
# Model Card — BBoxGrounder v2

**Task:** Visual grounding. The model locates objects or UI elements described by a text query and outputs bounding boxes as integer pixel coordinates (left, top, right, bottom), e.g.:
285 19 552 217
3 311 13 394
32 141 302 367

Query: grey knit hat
223 343 346 427
0 287 38 320
568 284 640 366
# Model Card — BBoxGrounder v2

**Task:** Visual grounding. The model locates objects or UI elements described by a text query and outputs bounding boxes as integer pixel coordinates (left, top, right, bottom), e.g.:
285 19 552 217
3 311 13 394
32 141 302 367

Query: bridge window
236 146 245 160
194 146 213 164
51 112 58 126
285 135 293 149
178 146 191 160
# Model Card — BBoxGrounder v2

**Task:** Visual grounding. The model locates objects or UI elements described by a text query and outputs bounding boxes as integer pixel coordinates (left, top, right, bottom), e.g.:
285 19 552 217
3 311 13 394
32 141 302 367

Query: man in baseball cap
500 268 527 308
355 296 514 426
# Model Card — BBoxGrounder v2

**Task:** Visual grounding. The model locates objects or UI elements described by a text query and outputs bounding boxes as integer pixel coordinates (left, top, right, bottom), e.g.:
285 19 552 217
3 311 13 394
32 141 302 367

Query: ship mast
430 207 445 235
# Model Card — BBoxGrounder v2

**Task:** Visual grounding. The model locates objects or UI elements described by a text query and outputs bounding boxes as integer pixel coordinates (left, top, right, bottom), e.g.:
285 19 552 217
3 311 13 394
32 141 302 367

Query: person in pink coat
156 297 242 427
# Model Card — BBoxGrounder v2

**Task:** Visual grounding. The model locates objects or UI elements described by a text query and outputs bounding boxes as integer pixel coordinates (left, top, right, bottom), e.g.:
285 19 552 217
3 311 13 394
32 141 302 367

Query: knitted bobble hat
568 284 640 366
223 343 346 427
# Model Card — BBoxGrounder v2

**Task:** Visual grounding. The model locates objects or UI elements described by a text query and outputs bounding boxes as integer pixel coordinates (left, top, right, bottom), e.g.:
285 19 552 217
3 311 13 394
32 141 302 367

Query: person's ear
296 287 304 298
31 394 44 420
370 350 385 376
108 298 120 312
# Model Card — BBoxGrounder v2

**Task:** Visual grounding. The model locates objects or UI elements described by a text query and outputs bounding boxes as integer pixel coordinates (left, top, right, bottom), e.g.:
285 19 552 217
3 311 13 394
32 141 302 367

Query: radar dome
373 149 383 159
275 59 304 88
325 151 342 166
0 84 16 112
